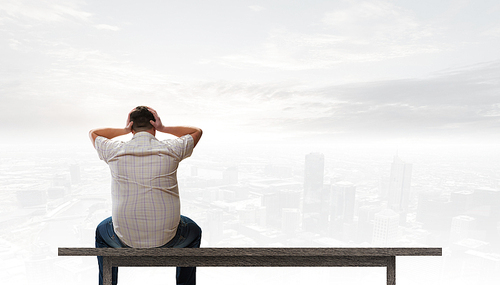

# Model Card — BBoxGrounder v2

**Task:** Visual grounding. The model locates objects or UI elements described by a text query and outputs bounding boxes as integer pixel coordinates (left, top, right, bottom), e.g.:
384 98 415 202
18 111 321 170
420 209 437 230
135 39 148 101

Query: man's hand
125 108 135 132
147 107 203 147
148 107 164 132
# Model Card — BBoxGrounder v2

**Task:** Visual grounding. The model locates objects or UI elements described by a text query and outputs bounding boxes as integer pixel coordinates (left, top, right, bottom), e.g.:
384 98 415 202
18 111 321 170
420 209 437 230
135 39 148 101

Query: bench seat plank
58 247 441 285
105 255 389 267
58 247 442 258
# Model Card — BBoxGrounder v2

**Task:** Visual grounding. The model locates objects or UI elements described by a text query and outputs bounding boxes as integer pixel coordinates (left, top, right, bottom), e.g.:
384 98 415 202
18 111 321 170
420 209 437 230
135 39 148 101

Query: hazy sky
1 0 500 146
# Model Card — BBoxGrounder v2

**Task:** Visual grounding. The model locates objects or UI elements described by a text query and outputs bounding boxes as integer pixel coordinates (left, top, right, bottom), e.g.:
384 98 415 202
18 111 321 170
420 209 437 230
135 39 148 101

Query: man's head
130 106 156 133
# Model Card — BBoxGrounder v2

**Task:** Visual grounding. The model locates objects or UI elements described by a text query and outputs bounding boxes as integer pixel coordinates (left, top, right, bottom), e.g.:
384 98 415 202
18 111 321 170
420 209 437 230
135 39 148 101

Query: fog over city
1 1 500 284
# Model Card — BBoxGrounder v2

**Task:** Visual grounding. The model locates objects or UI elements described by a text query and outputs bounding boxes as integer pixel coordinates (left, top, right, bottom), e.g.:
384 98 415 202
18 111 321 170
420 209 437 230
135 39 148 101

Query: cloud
322 1 424 37
2 59 499 145
217 1 441 71
145 60 500 144
219 30 352 70
248 5 265 12
481 25 500 38
0 0 92 23
277 61 500 141
178 61 500 143
94 24 120 31
1 0 498 145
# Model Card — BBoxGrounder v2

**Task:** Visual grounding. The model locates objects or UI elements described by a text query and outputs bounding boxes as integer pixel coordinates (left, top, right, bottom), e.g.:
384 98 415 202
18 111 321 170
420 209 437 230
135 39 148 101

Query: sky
1 0 500 147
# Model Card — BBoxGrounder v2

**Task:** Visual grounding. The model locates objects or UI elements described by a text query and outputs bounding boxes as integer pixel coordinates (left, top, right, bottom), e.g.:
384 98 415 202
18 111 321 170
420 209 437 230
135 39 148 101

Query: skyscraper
372 209 400 246
329 181 356 223
328 181 356 239
357 205 381 242
303 152 324 206
388 155 412 222
302 152 325 232
282 208 301 234
206 209 224 245
450 215 475 243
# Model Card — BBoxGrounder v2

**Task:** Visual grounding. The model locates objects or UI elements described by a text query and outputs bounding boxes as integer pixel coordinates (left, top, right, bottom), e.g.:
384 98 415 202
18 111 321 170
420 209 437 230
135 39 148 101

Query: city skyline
2 141 499 284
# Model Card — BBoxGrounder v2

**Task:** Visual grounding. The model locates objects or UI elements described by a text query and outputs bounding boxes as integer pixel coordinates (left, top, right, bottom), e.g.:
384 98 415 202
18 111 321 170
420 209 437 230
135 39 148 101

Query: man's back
95 131 194 248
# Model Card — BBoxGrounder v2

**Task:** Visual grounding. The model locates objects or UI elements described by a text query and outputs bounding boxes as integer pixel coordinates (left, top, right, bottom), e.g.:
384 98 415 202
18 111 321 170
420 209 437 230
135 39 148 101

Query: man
89 106 203 285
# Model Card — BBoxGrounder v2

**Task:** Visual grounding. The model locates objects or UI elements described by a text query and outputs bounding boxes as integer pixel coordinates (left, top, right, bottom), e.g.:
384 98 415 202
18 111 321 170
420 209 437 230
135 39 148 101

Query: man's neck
133 129 156 136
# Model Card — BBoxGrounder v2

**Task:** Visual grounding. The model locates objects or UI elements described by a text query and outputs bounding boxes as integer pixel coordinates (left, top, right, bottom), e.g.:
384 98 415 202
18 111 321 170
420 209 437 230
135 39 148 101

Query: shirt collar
132 131 156 140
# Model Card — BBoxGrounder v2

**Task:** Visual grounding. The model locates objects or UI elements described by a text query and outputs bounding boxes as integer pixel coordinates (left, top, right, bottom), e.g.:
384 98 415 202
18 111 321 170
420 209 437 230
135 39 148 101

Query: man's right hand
147 107 202 147
148 107 164 132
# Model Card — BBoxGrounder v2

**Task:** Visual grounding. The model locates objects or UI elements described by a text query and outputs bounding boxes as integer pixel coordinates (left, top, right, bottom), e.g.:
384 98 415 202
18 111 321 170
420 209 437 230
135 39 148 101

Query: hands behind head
126 106 163 133
147 107 164 131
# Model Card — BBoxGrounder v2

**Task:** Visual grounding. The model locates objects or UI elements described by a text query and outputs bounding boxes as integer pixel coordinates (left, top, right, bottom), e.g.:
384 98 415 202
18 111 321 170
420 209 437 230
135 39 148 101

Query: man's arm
148 107 203 147
89 110 134 148
160 126 203 147
88 127 132 148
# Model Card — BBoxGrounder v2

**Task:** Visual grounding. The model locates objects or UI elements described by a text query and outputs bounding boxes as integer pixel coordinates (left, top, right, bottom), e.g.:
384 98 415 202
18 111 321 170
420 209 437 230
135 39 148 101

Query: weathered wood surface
387 256 396 285
59 247 441 285
105 255 389 267
58 247 442 258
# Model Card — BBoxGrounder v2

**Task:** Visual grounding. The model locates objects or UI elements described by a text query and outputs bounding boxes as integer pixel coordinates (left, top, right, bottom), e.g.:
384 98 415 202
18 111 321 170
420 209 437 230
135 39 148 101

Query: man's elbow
197 128 203 140
89 129 98 148
193 128 202 147
89 129 96 140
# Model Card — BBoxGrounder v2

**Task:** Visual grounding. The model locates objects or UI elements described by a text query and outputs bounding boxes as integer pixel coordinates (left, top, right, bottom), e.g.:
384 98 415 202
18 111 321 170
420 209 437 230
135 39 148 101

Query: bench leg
103 257 113 285
387 256 396 285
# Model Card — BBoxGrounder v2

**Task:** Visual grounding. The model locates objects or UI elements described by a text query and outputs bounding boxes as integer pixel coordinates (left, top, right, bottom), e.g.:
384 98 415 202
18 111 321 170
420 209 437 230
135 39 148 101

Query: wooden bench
58 247 442 285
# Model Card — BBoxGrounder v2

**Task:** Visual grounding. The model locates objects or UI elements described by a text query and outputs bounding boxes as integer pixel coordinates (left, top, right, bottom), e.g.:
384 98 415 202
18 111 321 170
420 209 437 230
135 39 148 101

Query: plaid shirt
95 132 194 248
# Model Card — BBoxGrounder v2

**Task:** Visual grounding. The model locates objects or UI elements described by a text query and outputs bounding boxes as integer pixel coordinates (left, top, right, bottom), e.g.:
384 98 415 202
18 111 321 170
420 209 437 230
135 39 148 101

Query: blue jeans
95 216 202 285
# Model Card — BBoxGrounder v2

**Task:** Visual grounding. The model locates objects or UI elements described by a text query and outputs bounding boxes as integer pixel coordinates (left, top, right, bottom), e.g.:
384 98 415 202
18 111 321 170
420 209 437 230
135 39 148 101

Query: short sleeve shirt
95 132 194 248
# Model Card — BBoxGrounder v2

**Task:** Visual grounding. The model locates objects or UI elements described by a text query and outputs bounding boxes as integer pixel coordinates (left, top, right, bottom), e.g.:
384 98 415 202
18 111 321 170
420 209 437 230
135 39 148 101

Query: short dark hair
130 106 155 132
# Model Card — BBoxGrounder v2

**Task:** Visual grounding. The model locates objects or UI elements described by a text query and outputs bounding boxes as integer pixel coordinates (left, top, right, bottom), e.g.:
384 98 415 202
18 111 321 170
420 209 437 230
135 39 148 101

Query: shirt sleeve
95 136 123 162
163 134 194 161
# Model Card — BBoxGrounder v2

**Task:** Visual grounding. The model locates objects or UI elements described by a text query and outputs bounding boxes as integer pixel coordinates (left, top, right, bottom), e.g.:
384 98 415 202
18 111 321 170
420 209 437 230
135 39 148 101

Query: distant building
223 166 238 185
328 181 356 238
329 181 356 222
372 209 399 246
261 192 280 228
303 152 324 205
302 153 325 232
220 185 249 202
379 178 390 199
278 189 301 209
450 215 475 243
47 186 66 199
388 155 412 223
417 191 453 231
356 205 381 243
450 190 474 215
255 206 267 227
264 164 293 178
69 164 81 184
16 190 46 208
282 208 300 233
238 206 257 225
206 209 224 245
468 187 500 244
53 174 71 189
